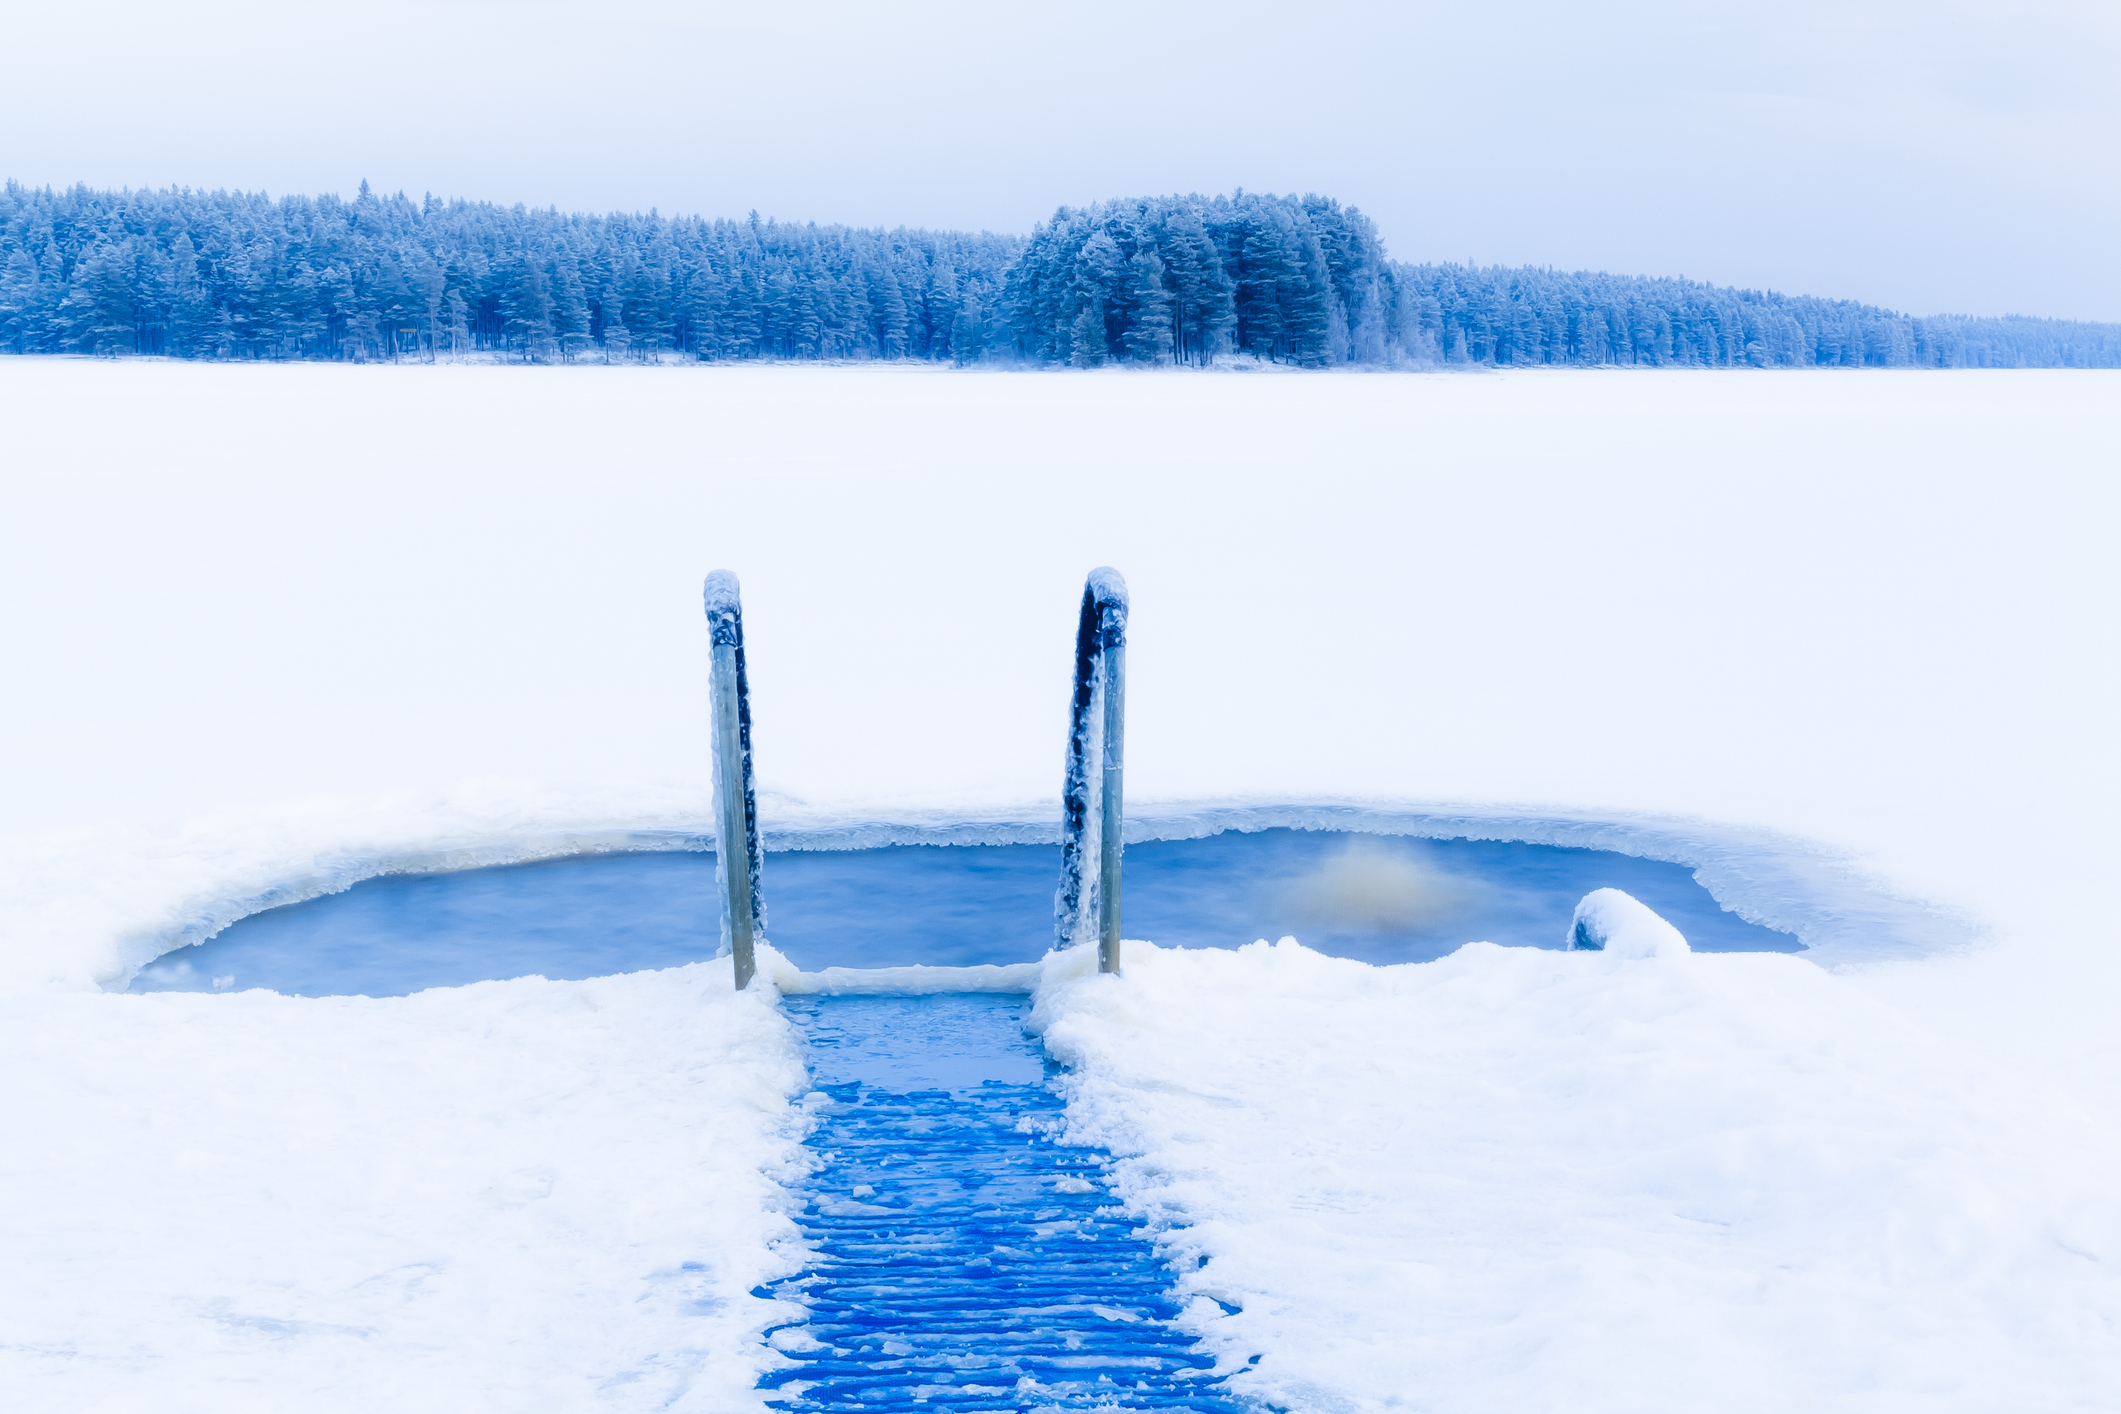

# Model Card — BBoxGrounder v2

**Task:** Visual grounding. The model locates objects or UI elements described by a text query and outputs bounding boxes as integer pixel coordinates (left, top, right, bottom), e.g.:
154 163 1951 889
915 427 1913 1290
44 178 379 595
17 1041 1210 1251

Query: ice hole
126 827 1798 997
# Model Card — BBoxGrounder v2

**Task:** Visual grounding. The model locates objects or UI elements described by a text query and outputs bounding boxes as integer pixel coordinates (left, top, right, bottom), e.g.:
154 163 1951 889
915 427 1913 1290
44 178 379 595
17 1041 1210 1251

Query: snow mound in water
1569 887 1691 957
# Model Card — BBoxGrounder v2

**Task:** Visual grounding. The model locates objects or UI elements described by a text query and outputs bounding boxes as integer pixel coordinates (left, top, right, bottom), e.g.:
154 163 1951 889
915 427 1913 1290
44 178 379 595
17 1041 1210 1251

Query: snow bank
0 962 813 1413
1031 936 2121 1412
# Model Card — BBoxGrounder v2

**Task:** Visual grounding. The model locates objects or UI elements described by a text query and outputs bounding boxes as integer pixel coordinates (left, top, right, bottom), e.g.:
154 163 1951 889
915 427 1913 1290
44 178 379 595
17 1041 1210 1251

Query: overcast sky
6 1 2117 320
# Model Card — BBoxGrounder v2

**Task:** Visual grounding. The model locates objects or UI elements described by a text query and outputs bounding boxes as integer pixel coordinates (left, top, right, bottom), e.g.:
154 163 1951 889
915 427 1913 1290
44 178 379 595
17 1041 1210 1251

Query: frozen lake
130 828 1796 997
5 362 2115 1411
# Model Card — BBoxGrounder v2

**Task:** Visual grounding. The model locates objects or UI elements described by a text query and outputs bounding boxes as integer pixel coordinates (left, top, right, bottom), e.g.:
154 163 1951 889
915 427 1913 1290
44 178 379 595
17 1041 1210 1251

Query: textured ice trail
760 994 1245 1413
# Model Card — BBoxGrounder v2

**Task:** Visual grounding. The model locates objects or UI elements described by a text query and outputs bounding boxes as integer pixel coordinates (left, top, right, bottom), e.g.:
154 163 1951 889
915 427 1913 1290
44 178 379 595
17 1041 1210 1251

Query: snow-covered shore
2 359 2116 1408
1035 936 2121 1412
0 963 812 1412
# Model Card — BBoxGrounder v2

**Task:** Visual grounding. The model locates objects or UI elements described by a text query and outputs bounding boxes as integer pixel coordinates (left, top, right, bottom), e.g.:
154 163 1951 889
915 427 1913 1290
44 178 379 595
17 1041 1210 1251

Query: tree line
1397 264 2121 369
2 180 2114 369
1004 193 1425 365
0 181 1012 365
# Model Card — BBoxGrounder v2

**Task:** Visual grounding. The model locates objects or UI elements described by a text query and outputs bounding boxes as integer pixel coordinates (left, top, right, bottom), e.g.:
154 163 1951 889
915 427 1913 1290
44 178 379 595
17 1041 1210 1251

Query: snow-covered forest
3 181 2117 369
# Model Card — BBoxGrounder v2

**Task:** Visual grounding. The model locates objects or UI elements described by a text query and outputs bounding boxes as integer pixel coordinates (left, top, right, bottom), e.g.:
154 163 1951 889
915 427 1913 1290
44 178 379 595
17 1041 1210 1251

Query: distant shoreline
5 182 2117 370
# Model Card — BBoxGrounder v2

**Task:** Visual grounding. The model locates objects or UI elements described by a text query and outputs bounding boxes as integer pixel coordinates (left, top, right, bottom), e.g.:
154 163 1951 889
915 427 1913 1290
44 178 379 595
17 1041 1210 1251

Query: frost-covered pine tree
950 291 986 365
1070 230 1125 366
550 258 591 361
1234 215 1288 360
687 263 724 361
1278 224 1334 366
446 290 471 359
1122 251 1174 363
58 240 138 356
599 275 632 363
871 264 910 358
166 232 216 358
500 256 555 362
0 247 50 355
924 262 958 361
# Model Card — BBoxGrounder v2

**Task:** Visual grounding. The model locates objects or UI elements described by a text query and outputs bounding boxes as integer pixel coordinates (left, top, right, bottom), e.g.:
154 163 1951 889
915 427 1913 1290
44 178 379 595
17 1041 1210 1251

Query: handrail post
704 570 763 990
1055 568 1129 973
1097 635 1125 975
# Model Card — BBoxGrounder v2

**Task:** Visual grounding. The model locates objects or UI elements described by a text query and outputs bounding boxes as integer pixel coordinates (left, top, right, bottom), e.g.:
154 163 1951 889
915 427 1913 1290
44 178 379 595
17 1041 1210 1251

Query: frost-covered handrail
705 570 765 990
1054 568 1129 973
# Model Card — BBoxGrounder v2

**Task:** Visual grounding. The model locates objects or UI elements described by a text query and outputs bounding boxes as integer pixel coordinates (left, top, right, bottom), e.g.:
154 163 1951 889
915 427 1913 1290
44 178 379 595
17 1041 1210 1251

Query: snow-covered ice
0 961 811 1412
1032 935 2121 1411
2 359 2117 1408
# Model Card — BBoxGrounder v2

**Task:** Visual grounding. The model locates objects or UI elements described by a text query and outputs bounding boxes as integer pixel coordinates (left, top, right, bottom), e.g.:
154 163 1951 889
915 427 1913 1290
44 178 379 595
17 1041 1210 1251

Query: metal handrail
1054 568 1129 973
704 570 765 989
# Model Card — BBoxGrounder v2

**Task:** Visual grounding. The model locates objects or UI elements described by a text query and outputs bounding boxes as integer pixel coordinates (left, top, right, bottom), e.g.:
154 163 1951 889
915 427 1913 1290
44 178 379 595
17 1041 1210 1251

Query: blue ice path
762 993 1250 1413
129 829 1798 996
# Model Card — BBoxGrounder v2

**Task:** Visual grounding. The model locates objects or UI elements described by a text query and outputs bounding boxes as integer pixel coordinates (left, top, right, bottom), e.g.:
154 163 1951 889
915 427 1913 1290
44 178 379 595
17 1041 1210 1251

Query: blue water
764 994 1248 1412
129 828 1799 996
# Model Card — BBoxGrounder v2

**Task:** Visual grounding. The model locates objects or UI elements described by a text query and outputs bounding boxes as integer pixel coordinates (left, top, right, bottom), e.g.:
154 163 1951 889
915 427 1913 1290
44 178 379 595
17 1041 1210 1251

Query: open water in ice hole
764 993 1252 1412
130 828 1798 997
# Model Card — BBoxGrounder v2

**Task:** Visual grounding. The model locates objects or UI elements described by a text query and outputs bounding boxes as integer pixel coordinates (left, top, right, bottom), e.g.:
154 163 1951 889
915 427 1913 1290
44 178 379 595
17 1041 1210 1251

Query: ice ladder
702 570 1240 1409
704 566 1130 991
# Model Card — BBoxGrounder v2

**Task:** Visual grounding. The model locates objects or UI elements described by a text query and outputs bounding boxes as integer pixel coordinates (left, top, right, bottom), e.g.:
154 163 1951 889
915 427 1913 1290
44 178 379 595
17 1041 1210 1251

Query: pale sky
6 1 2117 320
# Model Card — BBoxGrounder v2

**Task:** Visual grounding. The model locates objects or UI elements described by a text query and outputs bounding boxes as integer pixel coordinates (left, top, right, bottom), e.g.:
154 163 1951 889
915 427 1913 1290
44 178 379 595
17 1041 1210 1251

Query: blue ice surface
766 993 1251 1412
127 827 1800 997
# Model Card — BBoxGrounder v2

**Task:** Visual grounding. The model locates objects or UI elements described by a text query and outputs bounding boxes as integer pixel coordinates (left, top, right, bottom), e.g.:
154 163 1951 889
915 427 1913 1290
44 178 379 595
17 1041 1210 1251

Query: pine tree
643 254 676 357
1235 214 1288 360
446 289 471 358
1278 224 1334 366
501 255 555 361
550 258 590 360
409 254 446 362
1071 230 1124 366
0 247 45 354
57 240 138 355
166 232 214 357
617 249 668 360
950 291 986 365
924 262 958 361
788 274 823 358
724 255 761 360
1070 302 1105 368
316 263 359 358
1160 204 1234 365
686 261 725 360
1121 250 1174 363
871 263 909 358
370 255 418 359
599 277 632 362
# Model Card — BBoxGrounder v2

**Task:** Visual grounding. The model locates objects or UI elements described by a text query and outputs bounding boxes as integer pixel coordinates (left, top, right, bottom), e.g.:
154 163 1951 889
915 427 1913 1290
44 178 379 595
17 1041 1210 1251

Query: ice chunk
1568 887 1691 957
